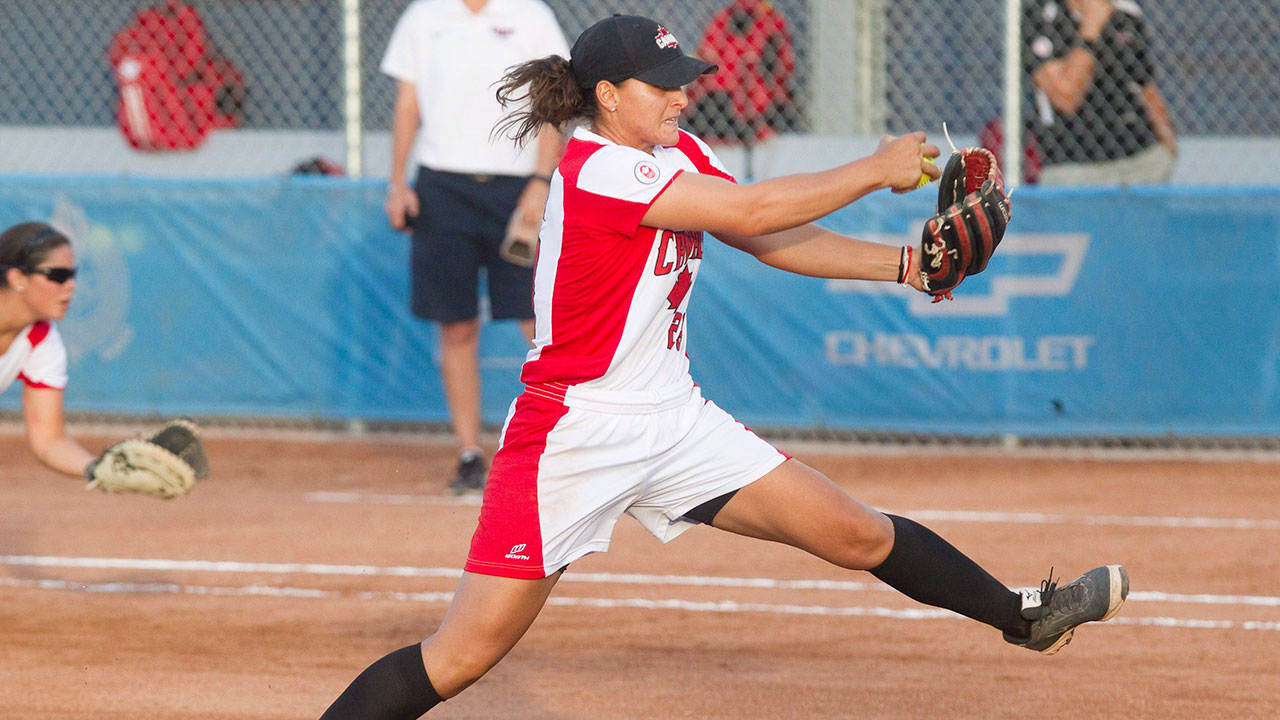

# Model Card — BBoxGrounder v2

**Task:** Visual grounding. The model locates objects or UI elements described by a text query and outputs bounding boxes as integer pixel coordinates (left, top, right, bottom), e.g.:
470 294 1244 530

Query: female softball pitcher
0 222 99 476
320 15 1128 719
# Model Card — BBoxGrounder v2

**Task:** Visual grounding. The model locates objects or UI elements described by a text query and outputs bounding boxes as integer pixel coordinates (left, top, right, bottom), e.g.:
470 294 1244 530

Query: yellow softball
916 156 936 189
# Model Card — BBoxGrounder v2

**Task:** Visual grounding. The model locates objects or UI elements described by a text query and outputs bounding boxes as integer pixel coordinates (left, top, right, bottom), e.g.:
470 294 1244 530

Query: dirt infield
2 431 1277 719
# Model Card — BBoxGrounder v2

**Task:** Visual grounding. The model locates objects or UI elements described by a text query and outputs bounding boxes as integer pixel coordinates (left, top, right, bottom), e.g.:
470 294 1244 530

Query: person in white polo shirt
380 0 569 495
1 222 102 478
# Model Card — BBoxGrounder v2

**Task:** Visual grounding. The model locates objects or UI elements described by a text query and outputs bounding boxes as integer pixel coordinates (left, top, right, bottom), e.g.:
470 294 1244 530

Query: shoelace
1038 567 1060 616
1040 567 1091 621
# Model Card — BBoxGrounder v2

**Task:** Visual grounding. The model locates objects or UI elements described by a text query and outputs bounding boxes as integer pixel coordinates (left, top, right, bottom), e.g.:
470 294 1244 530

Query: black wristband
531 174 553 184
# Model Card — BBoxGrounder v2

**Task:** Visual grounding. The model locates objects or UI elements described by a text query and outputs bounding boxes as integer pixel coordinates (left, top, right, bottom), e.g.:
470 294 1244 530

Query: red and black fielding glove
917 147 1011 300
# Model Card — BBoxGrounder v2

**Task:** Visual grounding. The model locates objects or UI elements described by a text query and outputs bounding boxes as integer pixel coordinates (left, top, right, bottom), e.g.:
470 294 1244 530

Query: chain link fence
1 0 1276 182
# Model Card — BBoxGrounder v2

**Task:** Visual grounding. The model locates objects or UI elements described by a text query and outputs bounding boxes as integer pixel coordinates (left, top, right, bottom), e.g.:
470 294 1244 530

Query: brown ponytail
494 55 596 148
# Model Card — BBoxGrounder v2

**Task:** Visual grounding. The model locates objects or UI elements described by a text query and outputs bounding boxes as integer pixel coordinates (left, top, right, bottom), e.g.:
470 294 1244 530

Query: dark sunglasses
27 266 78 284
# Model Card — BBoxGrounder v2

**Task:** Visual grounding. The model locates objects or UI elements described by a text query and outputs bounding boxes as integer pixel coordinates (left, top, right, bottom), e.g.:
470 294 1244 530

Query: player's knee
830 511 894 570
439 657 491 697
425 640 505 697
439 318 480 345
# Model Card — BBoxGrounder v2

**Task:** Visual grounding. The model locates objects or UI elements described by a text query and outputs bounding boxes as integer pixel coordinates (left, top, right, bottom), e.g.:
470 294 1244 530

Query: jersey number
667 311 685 351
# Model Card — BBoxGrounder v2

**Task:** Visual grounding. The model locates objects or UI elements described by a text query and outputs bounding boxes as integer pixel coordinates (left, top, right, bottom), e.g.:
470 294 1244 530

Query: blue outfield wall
1 176 1278 436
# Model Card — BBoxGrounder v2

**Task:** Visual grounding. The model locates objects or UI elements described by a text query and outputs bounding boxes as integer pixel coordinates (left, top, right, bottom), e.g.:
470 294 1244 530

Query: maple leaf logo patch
667 268 692 309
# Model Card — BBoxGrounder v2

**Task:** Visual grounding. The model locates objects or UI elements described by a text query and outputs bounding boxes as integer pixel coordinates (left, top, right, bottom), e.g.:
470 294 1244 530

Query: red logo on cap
654 26 678 49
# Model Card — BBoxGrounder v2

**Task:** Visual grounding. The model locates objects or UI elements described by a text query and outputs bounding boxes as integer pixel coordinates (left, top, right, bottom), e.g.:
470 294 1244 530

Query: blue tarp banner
2 177 1277 435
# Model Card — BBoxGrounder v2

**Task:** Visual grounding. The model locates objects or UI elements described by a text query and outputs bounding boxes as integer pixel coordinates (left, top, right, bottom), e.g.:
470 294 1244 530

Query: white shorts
464 383 788 578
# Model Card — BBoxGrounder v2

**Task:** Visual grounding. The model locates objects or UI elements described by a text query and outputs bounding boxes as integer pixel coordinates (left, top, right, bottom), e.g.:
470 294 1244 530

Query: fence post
342 0 363 178
856 0 887 136
810 0 857 134
1002 0 1022 189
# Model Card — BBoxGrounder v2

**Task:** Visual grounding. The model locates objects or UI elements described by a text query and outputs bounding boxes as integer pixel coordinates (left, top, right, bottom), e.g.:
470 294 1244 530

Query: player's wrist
865 154 897 192
900 245 924 291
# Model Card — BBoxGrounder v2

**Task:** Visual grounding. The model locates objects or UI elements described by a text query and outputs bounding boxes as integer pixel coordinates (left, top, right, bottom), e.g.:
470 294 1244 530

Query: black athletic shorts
410 166 535 324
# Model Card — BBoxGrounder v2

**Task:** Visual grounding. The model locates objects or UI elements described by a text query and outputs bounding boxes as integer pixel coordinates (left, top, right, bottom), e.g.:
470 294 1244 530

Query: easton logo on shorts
635 161 660 184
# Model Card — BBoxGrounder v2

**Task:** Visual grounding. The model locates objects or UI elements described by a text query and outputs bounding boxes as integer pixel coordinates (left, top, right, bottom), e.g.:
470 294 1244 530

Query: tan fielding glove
85 418 209 499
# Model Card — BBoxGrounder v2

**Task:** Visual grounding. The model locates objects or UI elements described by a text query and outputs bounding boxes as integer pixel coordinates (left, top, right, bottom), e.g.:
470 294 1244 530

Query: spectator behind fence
1024 0 1177 185
684 0 800 144
380 0 568 496
108 0 245 152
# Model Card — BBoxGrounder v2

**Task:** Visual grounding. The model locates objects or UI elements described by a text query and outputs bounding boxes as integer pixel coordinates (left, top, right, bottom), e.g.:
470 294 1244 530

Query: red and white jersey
0 321 68 394
521 127 736 403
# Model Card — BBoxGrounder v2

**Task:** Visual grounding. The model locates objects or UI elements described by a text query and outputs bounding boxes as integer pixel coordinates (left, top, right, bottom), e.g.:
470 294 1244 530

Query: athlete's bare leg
711 459 1029 636
439 318 481 451
711 459 894 569
422 570 562 698
319 571 560 718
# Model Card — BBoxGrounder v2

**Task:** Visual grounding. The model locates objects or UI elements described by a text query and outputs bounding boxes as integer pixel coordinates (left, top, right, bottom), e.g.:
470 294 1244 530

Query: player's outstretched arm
22 385 96 477
720 145 1011 301
643 133 940 237
716 224 923 291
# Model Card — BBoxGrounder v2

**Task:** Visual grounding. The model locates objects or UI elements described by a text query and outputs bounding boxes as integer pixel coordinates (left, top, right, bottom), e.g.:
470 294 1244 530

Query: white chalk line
308 491 483 506
1 555 464 580
2 576 1276 633
4 555 1278 608
9 421 1280 463
304 491 1280 531
902 509 1280 530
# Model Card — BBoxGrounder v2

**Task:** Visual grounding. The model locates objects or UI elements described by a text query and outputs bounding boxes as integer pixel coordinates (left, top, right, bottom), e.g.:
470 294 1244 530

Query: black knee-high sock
319 644 442 720
870 514 1030 637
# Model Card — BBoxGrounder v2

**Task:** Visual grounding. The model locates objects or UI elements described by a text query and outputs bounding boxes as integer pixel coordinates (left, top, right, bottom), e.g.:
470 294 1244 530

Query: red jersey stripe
465 393 570 578
674 130 737 182
26 321 51 347
520 136 680 386
17 373 59 390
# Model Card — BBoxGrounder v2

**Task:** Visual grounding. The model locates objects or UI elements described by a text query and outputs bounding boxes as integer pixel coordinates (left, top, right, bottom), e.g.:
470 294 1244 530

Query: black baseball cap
570 15 717 89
